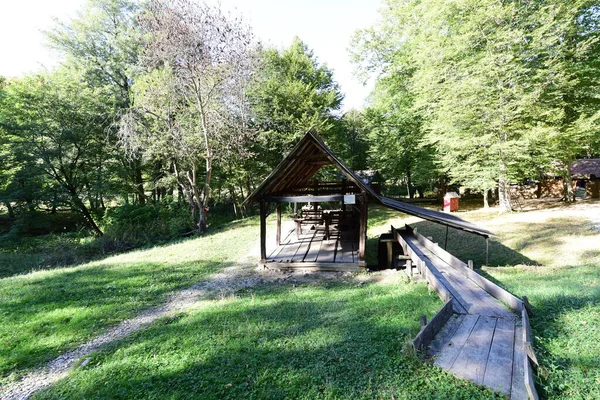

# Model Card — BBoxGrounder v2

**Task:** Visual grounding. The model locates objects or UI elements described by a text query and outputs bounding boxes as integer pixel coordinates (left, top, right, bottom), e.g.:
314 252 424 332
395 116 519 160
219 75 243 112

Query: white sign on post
344 195 356 205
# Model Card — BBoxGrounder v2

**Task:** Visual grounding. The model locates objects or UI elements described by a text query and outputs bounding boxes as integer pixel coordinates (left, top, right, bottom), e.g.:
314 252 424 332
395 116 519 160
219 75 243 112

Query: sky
0 0 381 111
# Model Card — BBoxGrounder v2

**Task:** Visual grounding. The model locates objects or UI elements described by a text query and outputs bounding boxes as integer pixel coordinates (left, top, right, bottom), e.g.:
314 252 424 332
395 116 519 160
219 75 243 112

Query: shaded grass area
367 205 600 269
35 280 500 400
0 234 103 279
485 265 600 400
0 218 260 383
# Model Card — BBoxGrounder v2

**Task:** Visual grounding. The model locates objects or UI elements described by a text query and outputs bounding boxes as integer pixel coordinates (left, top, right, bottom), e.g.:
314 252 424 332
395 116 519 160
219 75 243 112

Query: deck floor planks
448 316 497 385
338 240 355 263
317 238 338 263
434 314 480 371
427 313 466 356
273 240 304 262
482 317 516 395
291 238 312 262
303 230 323 263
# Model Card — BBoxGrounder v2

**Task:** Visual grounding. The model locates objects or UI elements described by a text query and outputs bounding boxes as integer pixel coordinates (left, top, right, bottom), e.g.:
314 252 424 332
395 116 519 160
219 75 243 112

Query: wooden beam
263 262 360 272
412 299 454 352
276 203 282 246
358 194 368 267
264 195 346 203
260 200 267 262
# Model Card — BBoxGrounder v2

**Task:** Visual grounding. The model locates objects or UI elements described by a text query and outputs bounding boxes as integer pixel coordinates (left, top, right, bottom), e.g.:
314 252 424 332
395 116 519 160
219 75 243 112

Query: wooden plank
449 316 497 385
482 318 516 395
317 239 337 263
303 231 322 262
522 308 539 367
291 238 311 262
511 325 529 400
338 240 355 263
264 195 346 203
427 313 465 356
264 262 360 272
273 241 304 262
422 248 513 317
524 351 539 400
412 229 523 313
434 314 480 371
413 299 454 352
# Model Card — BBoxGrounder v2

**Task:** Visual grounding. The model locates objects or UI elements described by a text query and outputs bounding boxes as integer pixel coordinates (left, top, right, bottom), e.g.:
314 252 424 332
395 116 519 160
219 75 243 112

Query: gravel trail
0 256 273 400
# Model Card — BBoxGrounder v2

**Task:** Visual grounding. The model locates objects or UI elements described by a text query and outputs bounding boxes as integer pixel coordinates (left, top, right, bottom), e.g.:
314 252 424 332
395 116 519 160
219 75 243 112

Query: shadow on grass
0 258 234 380
36 281 501 400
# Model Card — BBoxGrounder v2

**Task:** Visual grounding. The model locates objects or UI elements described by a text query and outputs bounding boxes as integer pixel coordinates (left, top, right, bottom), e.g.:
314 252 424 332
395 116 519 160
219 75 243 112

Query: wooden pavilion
245 131 493 271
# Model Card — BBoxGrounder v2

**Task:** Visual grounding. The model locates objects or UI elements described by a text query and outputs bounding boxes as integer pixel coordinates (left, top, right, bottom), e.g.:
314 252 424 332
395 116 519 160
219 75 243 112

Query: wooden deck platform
263 227 360 271
397 229 538 399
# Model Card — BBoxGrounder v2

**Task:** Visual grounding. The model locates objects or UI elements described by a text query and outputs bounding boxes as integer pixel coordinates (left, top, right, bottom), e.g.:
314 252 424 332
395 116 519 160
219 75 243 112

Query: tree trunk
5 202 14 219
135 165 146 205
229 186 239 217
483 190 489 209
563 163 576 202
406 167 414 199
70 191 103 236
437 176 447 202
498 167 512 213
51 192 58 214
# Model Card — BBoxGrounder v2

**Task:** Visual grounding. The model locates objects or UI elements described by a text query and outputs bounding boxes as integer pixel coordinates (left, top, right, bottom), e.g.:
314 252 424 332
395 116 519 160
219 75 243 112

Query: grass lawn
0 218 260 383
2 201 599 399
35 280 501 400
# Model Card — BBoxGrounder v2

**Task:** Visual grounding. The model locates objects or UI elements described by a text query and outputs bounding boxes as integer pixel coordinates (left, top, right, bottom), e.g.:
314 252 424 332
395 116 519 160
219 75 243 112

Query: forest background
1 0 599 256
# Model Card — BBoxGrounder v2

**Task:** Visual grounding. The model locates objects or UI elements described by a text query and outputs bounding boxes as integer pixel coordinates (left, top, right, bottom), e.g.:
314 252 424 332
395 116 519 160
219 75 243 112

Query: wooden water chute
245 131 495 271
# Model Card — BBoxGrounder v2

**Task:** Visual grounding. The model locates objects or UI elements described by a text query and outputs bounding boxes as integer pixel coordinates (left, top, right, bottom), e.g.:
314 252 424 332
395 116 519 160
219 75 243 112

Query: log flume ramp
392 225 539 400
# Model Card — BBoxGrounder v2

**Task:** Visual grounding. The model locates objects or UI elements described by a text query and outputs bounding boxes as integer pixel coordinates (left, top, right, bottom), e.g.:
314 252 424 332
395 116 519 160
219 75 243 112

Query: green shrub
8 211 86 236
102 202 194 247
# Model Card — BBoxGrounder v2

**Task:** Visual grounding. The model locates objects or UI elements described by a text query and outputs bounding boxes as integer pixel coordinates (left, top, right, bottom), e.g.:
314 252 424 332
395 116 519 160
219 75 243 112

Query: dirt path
0 258 265 400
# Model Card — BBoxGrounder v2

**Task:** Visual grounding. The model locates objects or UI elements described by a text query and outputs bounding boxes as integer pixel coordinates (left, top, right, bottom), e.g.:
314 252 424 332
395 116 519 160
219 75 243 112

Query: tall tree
0 69 112 235
249 37 343 169
353 0 600 210
120 0 254 231
46 0 146 205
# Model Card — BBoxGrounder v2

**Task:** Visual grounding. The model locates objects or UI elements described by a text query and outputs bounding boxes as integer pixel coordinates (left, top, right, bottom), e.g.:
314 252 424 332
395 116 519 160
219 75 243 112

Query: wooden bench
294 209 324 237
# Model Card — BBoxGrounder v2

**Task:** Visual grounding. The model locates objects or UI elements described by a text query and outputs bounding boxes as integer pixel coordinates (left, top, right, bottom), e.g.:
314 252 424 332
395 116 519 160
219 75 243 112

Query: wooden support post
522 295 533 317
293 202 298 217
260 201 267 263
485 237 490 266
275 203 282 246
419 314 427 329
407 259 412 277
386 241 393 268
468 260 474 270
358 194 368 267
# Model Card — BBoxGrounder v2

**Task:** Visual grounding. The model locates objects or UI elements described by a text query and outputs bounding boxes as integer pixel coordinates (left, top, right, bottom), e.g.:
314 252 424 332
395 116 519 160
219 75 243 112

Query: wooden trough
392 225 539 399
